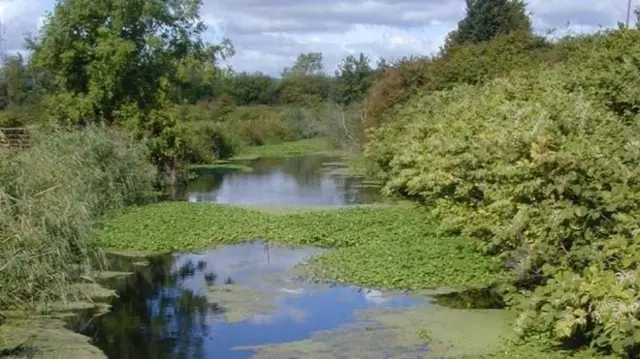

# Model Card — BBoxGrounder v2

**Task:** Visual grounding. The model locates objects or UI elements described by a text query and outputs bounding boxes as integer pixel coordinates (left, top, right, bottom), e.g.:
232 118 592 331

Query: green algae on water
206 284 303 323
0 316 107 359
237 304 515 359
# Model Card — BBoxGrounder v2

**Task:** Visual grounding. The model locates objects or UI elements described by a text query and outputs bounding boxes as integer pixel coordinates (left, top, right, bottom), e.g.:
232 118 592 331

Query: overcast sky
0 0 632 76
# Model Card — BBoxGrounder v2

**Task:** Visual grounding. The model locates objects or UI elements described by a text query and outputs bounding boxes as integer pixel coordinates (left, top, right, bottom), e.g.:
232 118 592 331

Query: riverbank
231 138 346 160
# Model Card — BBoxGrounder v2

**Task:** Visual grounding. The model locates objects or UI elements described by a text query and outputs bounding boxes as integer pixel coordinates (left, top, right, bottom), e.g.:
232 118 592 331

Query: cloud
0 0 633 75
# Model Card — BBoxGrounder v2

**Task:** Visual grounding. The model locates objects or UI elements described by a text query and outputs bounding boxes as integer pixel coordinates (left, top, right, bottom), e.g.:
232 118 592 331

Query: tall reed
0 126 157 310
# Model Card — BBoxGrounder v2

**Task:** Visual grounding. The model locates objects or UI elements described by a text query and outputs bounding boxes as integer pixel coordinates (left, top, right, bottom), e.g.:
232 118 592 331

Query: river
68 155 511 359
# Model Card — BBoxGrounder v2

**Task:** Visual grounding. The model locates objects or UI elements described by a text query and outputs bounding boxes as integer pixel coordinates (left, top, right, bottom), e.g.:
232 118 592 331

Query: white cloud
0 0 634 74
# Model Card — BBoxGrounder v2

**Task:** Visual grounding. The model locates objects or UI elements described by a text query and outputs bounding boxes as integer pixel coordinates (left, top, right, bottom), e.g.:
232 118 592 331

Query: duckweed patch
90 203 507 290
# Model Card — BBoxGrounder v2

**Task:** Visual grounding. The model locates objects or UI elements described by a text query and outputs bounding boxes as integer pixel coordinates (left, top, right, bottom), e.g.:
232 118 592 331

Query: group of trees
188 51 380 108
0 17 381 168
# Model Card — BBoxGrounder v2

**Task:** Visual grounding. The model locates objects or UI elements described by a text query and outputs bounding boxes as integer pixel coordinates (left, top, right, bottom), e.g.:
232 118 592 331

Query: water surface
76 242 427 359
171 155 383 205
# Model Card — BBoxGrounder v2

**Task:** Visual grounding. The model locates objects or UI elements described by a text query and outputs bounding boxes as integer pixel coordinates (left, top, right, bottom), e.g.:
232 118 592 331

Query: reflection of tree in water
79 255 225 359
249 155 329 188
170 154 383 205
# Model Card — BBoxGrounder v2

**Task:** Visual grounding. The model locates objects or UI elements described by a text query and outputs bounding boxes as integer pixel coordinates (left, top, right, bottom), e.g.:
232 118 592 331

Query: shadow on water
167 155 383 205
430 286 506 309
74 243 427 359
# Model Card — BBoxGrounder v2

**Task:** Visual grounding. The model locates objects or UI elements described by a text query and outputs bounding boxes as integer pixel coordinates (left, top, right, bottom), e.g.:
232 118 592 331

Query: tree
331 53 375 106
443 0 532 50
0 54 40 109
28 0 230 179
281 52 324 77
229 72 278 105
278 52 330 106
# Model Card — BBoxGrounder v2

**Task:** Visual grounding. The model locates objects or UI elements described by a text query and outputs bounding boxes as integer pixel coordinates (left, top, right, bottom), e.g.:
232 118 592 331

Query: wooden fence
0 127 30 149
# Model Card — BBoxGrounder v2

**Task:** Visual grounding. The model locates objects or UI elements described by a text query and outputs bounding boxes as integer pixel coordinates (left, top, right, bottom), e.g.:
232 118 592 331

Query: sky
0 0 633 76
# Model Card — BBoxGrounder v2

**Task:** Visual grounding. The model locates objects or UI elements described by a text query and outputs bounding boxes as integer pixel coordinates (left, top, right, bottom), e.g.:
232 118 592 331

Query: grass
89 202 507 290
0 126 156 311
232 138 343 160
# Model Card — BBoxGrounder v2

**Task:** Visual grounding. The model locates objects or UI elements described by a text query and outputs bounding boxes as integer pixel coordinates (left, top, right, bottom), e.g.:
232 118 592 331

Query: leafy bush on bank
364 31 564 130
364 28 640 356
0 126 156 311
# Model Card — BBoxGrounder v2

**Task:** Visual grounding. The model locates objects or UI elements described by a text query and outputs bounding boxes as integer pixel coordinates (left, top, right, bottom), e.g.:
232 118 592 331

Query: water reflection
171 155 382 205
78 243 426 359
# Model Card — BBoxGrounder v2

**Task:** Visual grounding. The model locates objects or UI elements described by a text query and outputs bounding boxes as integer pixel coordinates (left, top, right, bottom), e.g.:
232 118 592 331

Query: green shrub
364 28 640 355
0 126 157 311
364 31 554 129
0 105 48 127
177 120 243 162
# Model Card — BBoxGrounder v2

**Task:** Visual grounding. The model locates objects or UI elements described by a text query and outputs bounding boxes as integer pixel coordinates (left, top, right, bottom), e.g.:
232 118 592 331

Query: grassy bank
231 137 343 160
90 202 506 290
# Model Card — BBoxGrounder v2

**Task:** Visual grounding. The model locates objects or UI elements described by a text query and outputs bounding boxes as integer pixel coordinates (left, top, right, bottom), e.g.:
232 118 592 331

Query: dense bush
177 120 243 163
364 28 640 356
0 126 156 310
364 31 553 128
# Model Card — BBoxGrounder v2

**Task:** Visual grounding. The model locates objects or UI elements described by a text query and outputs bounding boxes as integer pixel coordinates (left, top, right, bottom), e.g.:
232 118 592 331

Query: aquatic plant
91 203 506 290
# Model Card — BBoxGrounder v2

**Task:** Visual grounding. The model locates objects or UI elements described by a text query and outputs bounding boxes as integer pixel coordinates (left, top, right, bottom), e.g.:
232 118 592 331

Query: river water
170 155 383 205
71 155 510 358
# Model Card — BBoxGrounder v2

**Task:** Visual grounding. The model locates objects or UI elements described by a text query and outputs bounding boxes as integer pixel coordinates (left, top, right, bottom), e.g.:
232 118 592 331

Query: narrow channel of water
74 242 429 359
168 155 383 205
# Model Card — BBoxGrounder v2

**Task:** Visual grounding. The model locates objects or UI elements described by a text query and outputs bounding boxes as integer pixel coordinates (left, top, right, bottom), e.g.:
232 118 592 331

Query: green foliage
177 120 243 163
90 203 506 290
27 0 229 178
365 31 552 128
0 54 42 110
0 126 156 311
444 0 532 51
331 53 376 106
227 71 279 105
364 28 640 356
281 52 325 77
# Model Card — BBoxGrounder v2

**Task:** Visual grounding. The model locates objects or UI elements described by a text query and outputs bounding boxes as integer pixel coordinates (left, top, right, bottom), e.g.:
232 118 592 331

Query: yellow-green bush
364 28 640 356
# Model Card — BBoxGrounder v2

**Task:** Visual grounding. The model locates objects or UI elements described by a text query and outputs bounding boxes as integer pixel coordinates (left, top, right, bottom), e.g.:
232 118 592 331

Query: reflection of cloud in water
248 306 308 325
363 289 391 305
279 288 304 295
173 243 325 294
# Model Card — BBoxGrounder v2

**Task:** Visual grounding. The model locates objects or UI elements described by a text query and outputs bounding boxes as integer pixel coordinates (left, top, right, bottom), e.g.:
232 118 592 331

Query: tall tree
331 53 375 106
444 0 532 50
28 0 230 178
278 52 330 106
281 52 324 78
